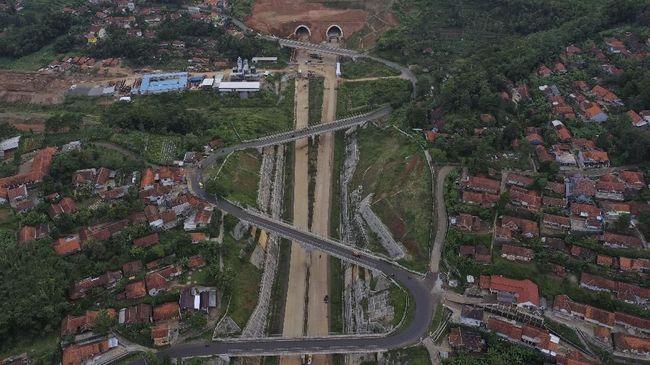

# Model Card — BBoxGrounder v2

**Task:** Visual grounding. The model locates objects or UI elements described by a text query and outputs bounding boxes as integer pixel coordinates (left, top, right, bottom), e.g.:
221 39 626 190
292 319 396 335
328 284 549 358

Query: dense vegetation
0 10 83 59
0 231 69 347
375 0 650 167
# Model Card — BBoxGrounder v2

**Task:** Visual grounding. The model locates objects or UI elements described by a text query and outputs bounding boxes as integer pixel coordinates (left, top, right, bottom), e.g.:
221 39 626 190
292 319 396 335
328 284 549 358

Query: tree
0 230 70 343
614 214 631 232
93 309 115 335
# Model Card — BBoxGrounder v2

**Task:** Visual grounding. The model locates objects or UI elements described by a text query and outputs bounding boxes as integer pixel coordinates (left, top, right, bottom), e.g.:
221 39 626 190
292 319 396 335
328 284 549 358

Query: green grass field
351 127 432 269
206 151 261 207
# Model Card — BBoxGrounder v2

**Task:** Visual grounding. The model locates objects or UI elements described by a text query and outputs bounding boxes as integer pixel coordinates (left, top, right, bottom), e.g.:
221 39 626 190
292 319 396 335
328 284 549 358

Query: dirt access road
280 49 311 365
306 47 339 365
429 165 454 273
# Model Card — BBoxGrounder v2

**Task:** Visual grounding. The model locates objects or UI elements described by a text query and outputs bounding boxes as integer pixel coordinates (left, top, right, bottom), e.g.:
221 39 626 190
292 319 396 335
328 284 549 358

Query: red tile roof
48 197 77 219
487 317 522 341
153 302 180 322
125 281 146 299
613 333 650 353
500 244 534 261
188 255 206 269
52 235 82 256
602 232 642 249
619 170 645 189
189 232 208 243
133 233 160 248
462 175 500 194
140 168 155 189
17 226 36 243
122 260 142 276
61 339 112 365
121 303 152 325
480 275 540 307
0 147 57 197
61 309 116 336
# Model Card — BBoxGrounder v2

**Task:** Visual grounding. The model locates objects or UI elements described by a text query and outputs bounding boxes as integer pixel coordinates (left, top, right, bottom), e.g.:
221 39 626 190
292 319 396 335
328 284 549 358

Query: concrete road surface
281 49 312 365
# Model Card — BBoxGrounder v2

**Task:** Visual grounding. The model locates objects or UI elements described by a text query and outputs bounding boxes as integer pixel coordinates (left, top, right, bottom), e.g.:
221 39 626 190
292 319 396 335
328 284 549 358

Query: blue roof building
136 72 188 94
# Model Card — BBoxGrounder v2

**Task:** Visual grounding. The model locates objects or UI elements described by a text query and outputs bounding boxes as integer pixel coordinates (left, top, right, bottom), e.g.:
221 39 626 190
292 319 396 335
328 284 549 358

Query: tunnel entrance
326 25 343 39
294 25 311 38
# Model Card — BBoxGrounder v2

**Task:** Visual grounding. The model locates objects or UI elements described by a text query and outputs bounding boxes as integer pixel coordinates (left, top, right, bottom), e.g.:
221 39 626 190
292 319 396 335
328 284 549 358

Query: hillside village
0 1 649 365
432 32 650 363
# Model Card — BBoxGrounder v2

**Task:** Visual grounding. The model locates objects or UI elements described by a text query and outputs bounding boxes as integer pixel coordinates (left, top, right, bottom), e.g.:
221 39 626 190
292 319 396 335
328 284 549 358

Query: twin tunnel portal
294 24 343 40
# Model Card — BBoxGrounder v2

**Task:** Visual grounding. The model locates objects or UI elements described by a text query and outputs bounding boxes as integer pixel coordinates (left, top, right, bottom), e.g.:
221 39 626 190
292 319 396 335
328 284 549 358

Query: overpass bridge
205 106 391 161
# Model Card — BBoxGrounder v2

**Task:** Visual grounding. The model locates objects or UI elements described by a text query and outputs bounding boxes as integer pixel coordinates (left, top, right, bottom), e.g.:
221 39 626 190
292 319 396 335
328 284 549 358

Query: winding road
125 23 445 363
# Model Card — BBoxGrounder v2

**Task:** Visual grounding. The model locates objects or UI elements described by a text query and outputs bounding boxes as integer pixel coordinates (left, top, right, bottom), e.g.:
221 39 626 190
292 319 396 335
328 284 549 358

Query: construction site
203 28 406 365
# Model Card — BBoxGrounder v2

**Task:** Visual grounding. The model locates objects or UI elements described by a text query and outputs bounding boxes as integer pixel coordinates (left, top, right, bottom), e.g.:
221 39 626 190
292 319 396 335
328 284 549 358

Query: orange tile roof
487 317 522 340
125 281 146 299
61 339 111 365
153 302 180 322
613 333 650 353
52 235 81 256
480 275 540 307
133 233 159 248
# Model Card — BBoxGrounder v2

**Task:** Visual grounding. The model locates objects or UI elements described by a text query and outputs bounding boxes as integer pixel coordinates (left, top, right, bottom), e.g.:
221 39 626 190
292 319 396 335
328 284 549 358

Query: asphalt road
131 170 438 361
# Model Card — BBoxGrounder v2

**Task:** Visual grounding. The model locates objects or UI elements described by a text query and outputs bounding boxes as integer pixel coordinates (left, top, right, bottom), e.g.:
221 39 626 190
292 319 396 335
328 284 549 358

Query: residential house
570 245 596 262
190 232 208 244
556 351 598 365
480 275 540 308
505 173 534 187
627 110 648 127
179 286 218 313
600 202 631 221
70 271 122 300
461 174 500 194
122 260 142 276
619 257 650 273
613 333 650 356
459 306 484 327
0 147 56 201
578 150 610 169
595 176 625 201
567 176 596 203
17 224 49 243
52 235 82 256
496 216 539 242
124 280 147 300
61 337 118 365
48 197 77 219
133 233 160 248
448 327 485 353
535 145 554 164
456 213 486 232
615 311 650 334
508 186 541 212
61 309 117 336
118 303 152 325
151 323 174 347
500 244 534 262
487 318 559 356
542 196 566 209
601 232 643 249
592 85 623 106
146 265 182 296
570 203 602 232
584 103 608 122
0 136 20 161
153 302 180 322
80 219 129 242
620 171 645 190
461 191 499 208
